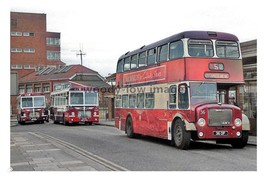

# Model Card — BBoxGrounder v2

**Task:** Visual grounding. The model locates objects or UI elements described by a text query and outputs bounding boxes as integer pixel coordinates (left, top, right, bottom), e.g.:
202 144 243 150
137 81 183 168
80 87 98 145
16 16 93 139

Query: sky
8 0 259 77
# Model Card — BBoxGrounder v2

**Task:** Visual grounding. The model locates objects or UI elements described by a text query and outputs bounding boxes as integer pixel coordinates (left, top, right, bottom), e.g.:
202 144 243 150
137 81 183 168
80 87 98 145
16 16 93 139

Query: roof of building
19 64 98 83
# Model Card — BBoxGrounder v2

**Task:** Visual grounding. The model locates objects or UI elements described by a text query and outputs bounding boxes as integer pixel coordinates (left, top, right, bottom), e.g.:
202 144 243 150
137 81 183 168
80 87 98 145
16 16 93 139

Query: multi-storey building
10 12 65 80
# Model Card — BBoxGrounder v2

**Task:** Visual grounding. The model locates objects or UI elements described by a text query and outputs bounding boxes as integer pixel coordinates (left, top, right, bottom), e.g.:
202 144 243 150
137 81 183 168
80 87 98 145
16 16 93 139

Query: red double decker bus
17 93 48 124
50 86 99 125
114 31 250 149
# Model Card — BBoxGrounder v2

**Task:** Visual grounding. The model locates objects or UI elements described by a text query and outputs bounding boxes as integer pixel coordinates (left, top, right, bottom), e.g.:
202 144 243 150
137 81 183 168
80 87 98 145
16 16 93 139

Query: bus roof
118 31 239 60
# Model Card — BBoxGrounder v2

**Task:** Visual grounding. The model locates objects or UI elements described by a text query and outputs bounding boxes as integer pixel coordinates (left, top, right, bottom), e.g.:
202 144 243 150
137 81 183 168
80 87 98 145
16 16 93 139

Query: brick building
11 12 65 80
13 64 112 119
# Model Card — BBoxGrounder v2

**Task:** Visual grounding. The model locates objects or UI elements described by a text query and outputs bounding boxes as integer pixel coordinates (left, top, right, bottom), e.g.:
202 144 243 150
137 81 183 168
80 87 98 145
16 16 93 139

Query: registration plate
213 131 228 136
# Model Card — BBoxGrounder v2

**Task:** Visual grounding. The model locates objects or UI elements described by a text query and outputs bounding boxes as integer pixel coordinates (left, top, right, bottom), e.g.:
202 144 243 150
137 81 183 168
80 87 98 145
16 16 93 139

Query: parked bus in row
49 86 99 125
17 93 48 124
115 31 250 149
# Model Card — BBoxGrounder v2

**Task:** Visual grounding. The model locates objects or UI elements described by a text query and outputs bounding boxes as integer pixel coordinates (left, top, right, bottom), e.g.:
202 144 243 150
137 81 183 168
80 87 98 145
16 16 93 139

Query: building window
43 84 50 92
34 85 41 93
11 19 17 27
26 85 32 93
11 65 22 69
24 65 35 69
23 32 34 36
46 37 60 46
47 51 60 60
24 48 35 53
11 32 22 36
19 87 25 94
11 48 22 53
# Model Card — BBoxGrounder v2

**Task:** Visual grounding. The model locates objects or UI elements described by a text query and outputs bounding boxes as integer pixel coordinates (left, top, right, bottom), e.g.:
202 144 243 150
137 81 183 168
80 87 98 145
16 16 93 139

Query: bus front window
188 39 214 57
21 97 33 108
85 92 98 105
34 97 45 107
70 93 84 105
190 82 217 105
216 41 240 58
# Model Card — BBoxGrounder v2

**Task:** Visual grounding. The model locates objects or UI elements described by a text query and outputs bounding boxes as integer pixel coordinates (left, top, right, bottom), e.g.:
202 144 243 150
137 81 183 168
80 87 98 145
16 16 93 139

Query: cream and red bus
50 85 99 125
17 93 48 124
114 31 250 149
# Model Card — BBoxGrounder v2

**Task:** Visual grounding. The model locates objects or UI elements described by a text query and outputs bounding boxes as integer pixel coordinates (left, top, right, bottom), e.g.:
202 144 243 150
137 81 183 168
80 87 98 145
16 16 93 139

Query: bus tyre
231 131 249 148
126 117 135 138
172 119 191 150
63 116 68 126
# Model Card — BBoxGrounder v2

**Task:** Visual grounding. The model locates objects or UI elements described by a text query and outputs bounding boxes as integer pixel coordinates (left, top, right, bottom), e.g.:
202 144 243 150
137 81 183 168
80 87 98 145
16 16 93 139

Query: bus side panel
165 59 185 83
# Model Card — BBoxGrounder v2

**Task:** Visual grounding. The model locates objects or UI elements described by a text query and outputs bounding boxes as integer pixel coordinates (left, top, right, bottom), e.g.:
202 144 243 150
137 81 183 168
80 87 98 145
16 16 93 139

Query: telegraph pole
76 49 86 66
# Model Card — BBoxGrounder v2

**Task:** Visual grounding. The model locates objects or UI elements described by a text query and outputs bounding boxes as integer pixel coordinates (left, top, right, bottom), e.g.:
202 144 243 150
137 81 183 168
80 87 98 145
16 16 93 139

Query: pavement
10 131 128 171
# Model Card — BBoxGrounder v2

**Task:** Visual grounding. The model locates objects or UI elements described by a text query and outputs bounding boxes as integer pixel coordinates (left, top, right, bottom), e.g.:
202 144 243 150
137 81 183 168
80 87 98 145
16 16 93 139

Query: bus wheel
63 116 68 126
53 116 58 124
126 117 135 138
172 119 191 150
231 131 249 148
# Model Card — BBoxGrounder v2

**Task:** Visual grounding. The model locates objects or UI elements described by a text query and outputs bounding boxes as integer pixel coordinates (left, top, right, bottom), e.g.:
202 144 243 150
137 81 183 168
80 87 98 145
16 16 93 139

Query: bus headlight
234 118 242 127
198 118 206 127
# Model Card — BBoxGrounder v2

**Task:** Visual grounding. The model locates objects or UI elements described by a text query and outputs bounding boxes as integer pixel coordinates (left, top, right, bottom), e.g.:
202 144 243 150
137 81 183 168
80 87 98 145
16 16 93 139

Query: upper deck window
188 40 214 57
147 48 156 65
138 52 147 67
158 44 168 62
130 55 138 69
117 59 123 73
124 57 130 71
169 40 184 60
216 41 240 58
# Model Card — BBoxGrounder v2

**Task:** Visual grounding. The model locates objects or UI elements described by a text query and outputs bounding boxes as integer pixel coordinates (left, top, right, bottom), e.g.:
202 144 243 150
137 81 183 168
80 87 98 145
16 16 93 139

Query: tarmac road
11 122 257 171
